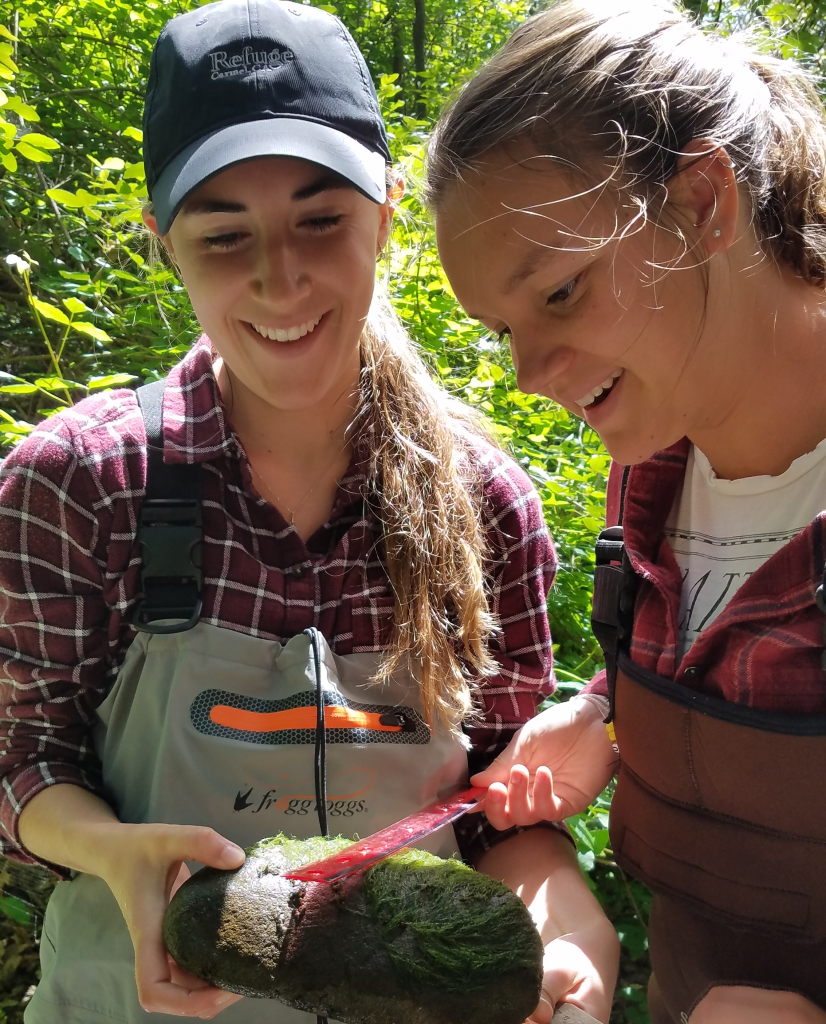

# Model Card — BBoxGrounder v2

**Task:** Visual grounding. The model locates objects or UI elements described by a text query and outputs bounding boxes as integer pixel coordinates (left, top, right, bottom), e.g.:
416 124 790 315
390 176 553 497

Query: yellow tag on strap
606 722 616 743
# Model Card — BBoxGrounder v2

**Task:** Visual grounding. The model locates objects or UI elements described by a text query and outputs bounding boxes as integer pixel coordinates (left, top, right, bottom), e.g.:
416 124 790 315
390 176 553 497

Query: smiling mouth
249 315 323 344
576 369 623 409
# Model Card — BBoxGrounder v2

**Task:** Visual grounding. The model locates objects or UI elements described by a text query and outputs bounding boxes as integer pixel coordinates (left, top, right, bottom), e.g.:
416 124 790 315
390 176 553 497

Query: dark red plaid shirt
0 340 557 867
586 438 826 710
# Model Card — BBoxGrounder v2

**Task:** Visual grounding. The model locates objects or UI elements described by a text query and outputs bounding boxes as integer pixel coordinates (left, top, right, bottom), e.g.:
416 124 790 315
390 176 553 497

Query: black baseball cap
143 0 393 235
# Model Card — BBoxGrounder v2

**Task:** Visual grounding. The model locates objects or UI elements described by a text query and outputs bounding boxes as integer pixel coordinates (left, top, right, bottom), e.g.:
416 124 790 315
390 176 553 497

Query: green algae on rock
163 834 543 1024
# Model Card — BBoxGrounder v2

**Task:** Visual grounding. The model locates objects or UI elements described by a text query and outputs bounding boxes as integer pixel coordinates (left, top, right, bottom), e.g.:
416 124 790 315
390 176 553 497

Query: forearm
475 828 606 945
18 782 122 876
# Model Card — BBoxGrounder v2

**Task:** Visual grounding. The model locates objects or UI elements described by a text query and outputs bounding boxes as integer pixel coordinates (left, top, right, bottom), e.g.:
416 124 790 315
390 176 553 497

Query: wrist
573 692 610 720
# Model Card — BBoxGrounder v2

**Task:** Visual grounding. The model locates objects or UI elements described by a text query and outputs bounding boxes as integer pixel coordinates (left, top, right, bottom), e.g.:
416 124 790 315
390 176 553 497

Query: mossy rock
164 835 543 1024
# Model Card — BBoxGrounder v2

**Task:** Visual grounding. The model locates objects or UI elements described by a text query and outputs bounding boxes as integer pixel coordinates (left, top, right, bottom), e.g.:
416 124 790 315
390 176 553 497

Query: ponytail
427 0 826 283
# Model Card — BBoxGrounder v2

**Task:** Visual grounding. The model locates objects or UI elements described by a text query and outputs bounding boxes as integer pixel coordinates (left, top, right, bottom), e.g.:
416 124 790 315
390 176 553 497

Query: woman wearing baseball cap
0 2 618 1022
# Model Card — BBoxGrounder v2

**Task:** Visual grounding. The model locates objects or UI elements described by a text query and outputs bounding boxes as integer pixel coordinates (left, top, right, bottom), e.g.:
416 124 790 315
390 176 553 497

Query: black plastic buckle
132 498 203 634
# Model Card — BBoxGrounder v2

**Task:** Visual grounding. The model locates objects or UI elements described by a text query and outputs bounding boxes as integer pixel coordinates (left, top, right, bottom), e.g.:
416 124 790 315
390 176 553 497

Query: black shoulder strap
590 466 636 723
131 380 203 634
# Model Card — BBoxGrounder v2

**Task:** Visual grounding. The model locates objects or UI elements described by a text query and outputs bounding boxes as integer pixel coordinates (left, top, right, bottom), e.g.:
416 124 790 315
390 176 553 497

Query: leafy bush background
1 0 825 1020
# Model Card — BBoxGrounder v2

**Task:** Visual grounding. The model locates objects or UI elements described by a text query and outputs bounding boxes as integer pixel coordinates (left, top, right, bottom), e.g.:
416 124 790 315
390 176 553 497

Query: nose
251 233 311 305
510 333 576 398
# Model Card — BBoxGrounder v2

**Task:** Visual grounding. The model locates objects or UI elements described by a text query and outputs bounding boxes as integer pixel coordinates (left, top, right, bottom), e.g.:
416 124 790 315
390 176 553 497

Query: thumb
173 826 245 871
526 994 555 1024
471 744 523 789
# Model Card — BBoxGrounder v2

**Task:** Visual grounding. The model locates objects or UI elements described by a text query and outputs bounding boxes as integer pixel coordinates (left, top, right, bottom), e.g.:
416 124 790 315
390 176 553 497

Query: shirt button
682 665 701 679
287 565 306 579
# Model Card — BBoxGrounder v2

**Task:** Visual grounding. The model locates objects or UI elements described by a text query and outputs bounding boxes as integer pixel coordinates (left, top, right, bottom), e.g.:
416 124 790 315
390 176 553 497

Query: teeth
251 315 322 343
576 369 623 409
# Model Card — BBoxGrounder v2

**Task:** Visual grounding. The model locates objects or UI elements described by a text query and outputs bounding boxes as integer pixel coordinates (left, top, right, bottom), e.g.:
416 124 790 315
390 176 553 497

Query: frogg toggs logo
209 45 295 80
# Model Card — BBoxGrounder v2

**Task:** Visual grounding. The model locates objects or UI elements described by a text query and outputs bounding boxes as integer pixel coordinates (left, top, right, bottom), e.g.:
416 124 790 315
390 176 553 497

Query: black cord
304 627 329 1024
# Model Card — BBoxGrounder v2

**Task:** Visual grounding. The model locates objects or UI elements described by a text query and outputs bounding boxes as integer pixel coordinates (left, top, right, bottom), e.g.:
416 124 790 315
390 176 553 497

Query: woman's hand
472 696 618 828
19 784 246 1018
99 822 246 1017
476 829 619 1024
526 923 618 1023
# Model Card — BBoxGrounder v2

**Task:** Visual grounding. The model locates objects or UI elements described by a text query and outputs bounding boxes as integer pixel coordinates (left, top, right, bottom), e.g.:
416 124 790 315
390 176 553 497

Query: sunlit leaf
71 322 112 342
121 126 143 142
16 132 59 150
3 95 39 122
62 297 88 314
0 384 37 394
31 296 70 324
15 140 53 163
87 373 137 390
102 156 125 171
34 377 83 391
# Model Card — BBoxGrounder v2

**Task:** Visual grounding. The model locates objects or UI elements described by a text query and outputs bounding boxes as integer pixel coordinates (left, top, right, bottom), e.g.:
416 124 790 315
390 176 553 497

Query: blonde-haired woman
0 2 619 1023
430 0 826 1021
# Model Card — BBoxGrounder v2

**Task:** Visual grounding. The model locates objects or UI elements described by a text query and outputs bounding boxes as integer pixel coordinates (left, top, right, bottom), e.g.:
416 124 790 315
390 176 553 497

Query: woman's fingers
102 824 247 1017
481 765 565 828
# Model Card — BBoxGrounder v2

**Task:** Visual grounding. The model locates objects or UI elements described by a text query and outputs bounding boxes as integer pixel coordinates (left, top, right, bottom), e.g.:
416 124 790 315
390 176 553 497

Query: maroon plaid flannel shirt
0 340 558 868
586 438 826 710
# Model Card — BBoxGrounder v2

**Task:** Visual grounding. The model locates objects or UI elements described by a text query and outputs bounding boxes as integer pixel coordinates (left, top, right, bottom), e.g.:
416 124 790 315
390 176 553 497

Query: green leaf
71 322 112 343
121 126 143 142
16 140 53 163
87 373 136 390
47 188 91 209
0 384 37 394
0 896 30 925
0 26 17 42
0 150 16 172
16 132 59 150
123 161 145 181
101 156 125 171
31 296 70 324
62 297 88 314
3 95 39 122
34 377 82 391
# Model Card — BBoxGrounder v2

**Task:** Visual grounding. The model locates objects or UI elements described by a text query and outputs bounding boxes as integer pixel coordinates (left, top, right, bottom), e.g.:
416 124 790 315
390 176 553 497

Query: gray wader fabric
26 623 468 1024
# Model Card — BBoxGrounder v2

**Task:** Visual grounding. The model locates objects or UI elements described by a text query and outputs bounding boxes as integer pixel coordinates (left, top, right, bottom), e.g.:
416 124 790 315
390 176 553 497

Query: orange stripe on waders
209 704 403 733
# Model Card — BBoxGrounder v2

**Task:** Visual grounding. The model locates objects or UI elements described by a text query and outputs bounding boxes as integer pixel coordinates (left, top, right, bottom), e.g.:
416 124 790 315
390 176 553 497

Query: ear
376 173 405 254
666 140 739 253
141 205 176 259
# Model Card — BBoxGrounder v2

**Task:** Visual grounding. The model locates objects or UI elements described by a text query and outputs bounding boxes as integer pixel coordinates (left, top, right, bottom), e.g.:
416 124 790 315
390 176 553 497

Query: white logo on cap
209 45 295 80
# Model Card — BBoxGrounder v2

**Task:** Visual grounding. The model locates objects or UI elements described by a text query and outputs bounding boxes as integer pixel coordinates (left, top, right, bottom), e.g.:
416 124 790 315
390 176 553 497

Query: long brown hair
426 0 826 283
356 289 498 727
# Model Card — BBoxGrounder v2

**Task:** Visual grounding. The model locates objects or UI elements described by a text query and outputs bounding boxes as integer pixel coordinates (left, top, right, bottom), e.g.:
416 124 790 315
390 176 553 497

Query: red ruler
283 785 486 882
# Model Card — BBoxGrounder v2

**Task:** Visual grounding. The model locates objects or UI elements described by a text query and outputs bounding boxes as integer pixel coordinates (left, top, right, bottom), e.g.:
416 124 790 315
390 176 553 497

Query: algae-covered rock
164 834 543 1024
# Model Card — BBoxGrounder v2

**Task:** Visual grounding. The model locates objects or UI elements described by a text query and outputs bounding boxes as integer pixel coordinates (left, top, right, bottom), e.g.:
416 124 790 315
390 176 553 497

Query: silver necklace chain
250 443 350 528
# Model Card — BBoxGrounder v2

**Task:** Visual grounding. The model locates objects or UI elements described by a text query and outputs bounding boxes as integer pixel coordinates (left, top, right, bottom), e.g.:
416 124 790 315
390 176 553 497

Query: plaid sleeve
0 395 142 871
452 445 571 862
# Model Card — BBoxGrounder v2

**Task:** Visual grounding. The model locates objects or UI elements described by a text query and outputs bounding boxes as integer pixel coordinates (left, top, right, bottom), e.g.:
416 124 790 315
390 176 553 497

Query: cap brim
152 118 388 234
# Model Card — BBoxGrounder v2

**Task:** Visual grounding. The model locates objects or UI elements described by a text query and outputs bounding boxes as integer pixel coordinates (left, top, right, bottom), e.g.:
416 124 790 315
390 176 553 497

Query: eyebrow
182 174 351 216
503 246 560 295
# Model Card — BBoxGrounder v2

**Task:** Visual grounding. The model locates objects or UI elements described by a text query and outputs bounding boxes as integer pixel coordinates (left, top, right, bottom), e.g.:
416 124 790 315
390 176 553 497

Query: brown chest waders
591 510 826 1023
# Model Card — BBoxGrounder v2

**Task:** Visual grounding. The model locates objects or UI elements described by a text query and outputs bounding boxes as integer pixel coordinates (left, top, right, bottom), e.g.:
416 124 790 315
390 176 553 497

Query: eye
547 277 578 305
204 232 246 249
302 215 343 232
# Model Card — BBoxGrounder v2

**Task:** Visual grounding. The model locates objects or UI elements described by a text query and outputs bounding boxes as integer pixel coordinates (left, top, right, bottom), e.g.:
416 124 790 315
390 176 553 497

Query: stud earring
712 229 722 238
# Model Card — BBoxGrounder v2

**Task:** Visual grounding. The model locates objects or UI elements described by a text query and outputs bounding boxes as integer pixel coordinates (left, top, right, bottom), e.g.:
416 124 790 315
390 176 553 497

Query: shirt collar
158 339 373 510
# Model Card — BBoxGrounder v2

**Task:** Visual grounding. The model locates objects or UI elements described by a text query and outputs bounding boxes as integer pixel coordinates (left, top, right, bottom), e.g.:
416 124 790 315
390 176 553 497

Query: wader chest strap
132 379 203 634
591 524 637 722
